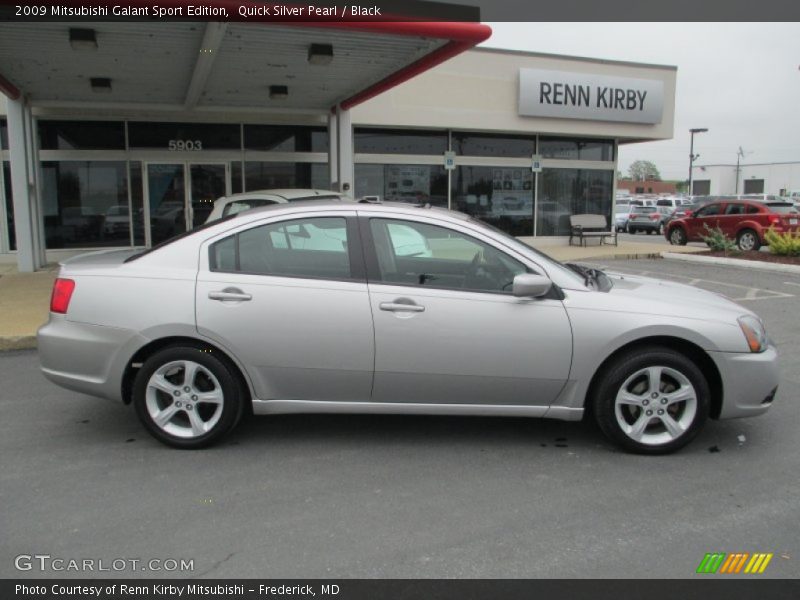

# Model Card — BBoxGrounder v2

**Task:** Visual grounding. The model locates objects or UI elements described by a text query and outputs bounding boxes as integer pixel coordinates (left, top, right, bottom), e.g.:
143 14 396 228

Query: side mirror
512 273 553 298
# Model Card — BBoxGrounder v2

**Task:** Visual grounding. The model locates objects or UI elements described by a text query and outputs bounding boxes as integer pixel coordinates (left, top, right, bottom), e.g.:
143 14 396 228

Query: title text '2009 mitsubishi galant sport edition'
38 202 780 454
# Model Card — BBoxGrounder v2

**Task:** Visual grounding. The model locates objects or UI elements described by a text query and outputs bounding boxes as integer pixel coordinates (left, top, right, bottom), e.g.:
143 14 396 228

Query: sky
481 23 800 181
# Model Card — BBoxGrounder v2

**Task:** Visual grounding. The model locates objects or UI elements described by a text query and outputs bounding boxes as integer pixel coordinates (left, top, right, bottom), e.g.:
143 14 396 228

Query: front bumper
710 344 781 419
38 314 145 403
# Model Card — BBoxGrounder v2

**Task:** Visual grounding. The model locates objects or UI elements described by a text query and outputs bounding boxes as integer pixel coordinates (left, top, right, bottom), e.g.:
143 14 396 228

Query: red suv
665 200 799 251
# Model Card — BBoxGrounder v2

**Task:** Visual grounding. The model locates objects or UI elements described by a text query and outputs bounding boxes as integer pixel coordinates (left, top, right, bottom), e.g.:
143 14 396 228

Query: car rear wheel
592 347 710 454
669 227 687 245
133 345 244 449
646 229 653 235
736 229 761 252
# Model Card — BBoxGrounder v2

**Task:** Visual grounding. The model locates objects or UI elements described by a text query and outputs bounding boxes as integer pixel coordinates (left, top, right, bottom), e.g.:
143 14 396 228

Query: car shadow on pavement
232 412 611 452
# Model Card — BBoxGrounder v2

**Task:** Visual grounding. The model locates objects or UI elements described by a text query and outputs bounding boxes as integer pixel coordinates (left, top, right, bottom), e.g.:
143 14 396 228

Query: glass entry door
145 162 229 246
189 164 227 227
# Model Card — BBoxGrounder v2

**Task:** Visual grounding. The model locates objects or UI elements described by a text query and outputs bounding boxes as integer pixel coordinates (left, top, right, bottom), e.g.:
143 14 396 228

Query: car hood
603 272 753 323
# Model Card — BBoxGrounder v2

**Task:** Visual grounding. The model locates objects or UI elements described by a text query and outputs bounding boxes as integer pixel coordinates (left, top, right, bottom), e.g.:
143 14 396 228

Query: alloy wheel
144 360 224 439
614 365 698 446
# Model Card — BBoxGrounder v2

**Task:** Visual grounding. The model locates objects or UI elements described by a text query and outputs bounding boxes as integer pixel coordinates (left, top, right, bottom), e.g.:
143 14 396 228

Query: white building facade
691 161 800 197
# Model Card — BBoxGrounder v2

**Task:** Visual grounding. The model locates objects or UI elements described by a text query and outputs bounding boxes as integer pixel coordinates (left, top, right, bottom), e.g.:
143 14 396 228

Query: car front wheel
669 227 687 245
592 347 710 454
133 345 245 449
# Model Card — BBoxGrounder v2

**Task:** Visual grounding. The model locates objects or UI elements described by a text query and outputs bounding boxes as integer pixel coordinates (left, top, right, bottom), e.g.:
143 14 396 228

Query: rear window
656 199 674 206
767 203 798 214
632 206 657 213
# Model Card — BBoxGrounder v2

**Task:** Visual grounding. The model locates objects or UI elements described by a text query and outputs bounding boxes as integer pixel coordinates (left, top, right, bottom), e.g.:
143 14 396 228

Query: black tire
646 229 653 235
736 228 761 252
133 345 245 449
592 347 710 454
629 228 636 234
669 226 687 246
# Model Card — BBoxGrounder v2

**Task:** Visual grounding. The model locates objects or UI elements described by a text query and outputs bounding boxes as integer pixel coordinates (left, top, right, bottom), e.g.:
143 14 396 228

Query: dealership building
0 21 676 271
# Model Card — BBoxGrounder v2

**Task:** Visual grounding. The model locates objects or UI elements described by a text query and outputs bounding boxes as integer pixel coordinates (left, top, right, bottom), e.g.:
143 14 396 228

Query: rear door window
210 217 355 281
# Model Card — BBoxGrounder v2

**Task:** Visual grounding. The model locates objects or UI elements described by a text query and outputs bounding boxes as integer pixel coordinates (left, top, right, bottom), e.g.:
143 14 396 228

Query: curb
0 336 37 352
662 252 800 274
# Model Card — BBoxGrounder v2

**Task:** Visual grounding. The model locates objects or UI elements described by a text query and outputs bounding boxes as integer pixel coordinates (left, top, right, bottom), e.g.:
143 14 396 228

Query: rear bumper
710 344 781 419
37 314 145 403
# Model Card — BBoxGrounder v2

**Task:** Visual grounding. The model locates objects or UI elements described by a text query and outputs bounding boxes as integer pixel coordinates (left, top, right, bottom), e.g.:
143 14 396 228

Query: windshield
467 217 588 287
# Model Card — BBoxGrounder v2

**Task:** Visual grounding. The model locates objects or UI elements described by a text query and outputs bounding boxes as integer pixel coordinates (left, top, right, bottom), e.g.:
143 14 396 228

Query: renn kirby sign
519 68 664 124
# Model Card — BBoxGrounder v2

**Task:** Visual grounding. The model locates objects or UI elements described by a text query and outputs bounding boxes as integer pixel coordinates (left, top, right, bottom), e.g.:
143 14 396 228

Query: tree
628 160 662 181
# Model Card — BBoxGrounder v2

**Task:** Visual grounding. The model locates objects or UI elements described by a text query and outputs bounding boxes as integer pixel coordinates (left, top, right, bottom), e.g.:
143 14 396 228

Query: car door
360 213 573 407
195 213 374 402
718 202 747 238
686 203 722 239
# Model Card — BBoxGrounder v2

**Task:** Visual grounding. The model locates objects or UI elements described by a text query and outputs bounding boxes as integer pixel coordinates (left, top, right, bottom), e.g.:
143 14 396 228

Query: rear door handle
209 289 252 302
379 302 425 313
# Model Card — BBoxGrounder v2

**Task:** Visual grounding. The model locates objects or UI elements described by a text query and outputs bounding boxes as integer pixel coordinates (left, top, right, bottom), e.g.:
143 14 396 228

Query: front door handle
209 288 252 302
379 302 425 313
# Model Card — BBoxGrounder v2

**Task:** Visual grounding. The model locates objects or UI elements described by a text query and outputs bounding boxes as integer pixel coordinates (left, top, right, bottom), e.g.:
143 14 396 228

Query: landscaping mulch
696 250 800 265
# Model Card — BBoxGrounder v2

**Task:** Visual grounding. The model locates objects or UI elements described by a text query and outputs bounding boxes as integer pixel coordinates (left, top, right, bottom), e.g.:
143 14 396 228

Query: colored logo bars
696 553 773 574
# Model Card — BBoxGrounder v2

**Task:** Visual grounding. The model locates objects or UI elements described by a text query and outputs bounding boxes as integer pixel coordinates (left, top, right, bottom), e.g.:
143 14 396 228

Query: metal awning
0 20 491 113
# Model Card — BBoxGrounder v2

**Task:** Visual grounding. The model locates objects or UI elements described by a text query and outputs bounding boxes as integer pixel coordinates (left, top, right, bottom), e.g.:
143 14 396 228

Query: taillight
768 215 780 224
50 278 75 314
650 213 660 220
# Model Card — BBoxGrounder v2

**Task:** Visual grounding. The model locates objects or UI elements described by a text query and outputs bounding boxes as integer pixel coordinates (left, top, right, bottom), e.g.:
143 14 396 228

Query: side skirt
251 399 584 421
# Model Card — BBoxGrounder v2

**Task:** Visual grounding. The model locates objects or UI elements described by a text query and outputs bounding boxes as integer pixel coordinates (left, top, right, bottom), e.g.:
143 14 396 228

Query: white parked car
205 189 348 223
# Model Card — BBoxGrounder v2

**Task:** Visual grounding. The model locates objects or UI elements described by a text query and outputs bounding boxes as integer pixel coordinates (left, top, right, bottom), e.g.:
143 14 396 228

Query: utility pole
688 128 708 195
735 146 751 194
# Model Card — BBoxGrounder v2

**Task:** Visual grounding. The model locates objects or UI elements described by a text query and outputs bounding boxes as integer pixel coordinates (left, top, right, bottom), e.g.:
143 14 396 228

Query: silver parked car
205 189 348 222
38 202 780 454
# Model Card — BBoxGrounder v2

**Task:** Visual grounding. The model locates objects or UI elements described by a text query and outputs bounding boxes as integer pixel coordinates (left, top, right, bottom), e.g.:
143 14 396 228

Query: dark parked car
666 200 799 251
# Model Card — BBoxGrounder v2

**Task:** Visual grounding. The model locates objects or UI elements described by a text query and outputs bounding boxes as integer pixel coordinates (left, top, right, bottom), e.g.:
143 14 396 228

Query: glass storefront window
243 162 329 191
3 162 14 251
452 166 534 236
355 164 448 207
41 161 130 249
128 122 240 150
231 162 243 194
536 169 614 236
451 133 535 158
38 120 126 150
354 128 448 155
130 162 145 246
539 137 615 161
244 125 328 152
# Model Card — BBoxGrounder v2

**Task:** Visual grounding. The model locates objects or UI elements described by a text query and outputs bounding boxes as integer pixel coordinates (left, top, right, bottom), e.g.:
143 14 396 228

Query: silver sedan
38 202 780 454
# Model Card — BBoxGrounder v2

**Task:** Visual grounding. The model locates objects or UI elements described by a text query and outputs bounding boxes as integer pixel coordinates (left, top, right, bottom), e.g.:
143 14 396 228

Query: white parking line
784 281 800 287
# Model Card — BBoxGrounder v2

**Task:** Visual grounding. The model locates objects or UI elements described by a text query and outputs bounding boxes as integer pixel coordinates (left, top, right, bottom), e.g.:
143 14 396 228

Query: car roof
218 189 345 202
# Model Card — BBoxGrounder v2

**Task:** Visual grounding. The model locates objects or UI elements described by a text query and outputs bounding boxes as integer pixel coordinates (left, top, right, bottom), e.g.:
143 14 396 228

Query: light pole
688 127 708 195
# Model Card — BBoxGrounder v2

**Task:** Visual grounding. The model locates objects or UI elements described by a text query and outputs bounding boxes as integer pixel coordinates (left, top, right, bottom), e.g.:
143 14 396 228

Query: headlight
738 315 768 353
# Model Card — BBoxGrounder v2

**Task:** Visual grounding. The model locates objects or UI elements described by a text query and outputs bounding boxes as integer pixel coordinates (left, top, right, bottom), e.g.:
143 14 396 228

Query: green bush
701 225 738 254
765 228 800 256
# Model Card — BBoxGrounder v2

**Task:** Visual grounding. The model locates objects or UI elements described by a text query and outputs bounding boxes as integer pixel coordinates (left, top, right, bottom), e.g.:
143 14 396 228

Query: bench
569 214 617 247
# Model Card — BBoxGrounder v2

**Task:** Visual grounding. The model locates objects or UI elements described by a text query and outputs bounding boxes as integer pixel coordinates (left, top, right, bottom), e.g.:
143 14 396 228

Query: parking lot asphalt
1 258 798 580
